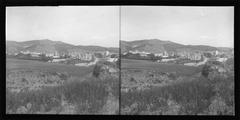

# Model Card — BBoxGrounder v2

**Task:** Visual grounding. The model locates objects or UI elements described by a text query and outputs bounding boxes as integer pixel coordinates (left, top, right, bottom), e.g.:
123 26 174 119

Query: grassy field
6 58 119 114
121 58 234 115
121 59 202 76
121 76 214 115
7 76 119 114
6 58 94 77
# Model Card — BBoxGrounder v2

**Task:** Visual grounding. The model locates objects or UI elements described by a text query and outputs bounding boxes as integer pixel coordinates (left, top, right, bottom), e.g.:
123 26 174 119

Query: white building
105 51 110 56
51 59 66 62
53 55 60 59
162 51 169 58
215 50 219 56
216 57 228 62
107 58 118 62
123 52 128 55
20 50 30 54
161 58 175 62
46 53 54 57
154 53 163 57
129 50 138 54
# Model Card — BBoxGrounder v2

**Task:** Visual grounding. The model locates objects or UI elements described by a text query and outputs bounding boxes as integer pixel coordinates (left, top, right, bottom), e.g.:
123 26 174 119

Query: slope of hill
217 47 233 53
6 41 25 53
6 39 119 54
121 39 220 54
77 45 119 53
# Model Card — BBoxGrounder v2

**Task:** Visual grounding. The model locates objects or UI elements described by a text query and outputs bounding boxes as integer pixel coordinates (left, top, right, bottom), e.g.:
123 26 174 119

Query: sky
121 6 234 48
6 6 234 48
6 6 119 47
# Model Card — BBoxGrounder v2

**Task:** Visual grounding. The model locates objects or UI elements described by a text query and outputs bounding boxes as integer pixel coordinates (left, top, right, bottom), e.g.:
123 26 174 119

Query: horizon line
6 39 119 48
6 39 233 49
120 39 234 48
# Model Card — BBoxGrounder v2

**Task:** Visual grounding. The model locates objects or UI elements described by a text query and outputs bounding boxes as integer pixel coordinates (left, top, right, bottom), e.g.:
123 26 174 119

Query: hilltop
120 39 231 54
6 39 119 54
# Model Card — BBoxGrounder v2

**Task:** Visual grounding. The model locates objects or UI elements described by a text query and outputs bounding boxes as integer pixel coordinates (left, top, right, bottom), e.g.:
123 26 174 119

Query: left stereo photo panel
6 6 120 114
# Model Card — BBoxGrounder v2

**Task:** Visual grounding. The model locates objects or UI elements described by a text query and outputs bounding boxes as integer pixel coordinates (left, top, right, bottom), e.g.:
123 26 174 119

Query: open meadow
121 59 202 76
6 58 119 114
6 58 94 77
121 58 234 115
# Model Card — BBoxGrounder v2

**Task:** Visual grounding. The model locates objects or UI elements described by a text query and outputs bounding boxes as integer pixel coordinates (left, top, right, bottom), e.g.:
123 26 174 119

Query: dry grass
121 64 234 115
6 58 119 114
6 75 119 114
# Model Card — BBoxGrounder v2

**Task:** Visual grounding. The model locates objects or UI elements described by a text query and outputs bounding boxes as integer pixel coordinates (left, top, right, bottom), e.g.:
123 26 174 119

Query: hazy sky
121 6 234 48
6 6 119 47
6 6 234 48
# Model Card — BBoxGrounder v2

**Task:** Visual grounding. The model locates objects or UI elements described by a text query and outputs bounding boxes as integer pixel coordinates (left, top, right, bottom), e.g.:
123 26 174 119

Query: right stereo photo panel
120 6 234 115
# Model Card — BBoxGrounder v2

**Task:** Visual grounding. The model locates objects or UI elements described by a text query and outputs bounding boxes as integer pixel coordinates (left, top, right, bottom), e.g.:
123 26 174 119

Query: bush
201 64 212 78
93 64 101 78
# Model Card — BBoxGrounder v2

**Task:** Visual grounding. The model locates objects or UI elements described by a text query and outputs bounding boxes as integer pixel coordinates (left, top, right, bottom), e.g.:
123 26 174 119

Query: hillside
6 39 119 54
77 45 119 53
121 39 221 54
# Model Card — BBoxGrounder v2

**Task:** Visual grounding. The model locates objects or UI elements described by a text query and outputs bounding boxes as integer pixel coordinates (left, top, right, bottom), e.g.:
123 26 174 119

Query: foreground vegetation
7 76 119 114
6 59 119 114
121 58 234 115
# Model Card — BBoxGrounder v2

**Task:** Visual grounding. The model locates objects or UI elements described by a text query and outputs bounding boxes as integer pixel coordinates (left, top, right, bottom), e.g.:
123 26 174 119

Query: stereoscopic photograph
6 6 234 116
120 6 234 115
6 6 119 114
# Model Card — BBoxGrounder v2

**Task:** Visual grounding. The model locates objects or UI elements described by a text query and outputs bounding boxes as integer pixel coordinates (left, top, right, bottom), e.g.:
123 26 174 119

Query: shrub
201 64 212 78
121 77 215 115
92 64 101 78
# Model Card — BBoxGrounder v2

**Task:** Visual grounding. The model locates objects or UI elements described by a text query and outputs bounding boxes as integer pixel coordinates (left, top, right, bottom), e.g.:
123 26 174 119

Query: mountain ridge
6 39 232 55
6 39 119 54
121 39 232 54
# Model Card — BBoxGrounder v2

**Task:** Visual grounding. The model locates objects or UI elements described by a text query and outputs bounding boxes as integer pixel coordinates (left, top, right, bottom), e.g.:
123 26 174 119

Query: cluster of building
68 51 93 61
124 50 203 61
127 50 151 57
154 51 171 58
19 51 42 57
18 51 63 59
7 50 119 65
107 58 118 62
176 51 202 61
123 49 232 66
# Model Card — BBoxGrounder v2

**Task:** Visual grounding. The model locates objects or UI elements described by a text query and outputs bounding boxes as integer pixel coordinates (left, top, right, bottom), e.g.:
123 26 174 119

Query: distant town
6 50 119 66
6 45 234 67
122 48 233 67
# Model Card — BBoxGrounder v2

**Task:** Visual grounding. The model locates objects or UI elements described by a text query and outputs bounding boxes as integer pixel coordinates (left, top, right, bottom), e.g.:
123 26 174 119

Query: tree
39 54 51 62
93 64 101 78
204 53 212 58
115 58 120 69
148 53 155 60
202 64 212 78
111 54 117 58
